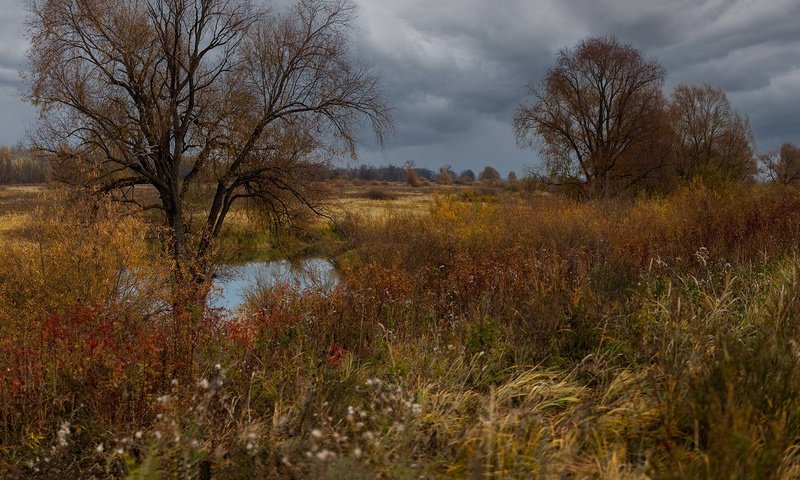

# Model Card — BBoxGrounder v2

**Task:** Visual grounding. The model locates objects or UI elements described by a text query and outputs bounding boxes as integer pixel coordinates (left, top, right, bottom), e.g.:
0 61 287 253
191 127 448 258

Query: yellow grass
0 213 29 235
330 184 436 218
0 185 45 239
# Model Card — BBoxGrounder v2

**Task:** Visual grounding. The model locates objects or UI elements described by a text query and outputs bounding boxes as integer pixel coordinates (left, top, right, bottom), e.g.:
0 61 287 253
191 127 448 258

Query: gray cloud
2 0 800 173
356 0 800 173
0 0 27 88
0 0 33 143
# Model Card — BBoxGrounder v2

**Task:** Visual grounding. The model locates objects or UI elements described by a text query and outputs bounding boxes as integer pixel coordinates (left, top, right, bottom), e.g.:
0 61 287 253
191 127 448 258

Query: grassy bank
2 181 800 478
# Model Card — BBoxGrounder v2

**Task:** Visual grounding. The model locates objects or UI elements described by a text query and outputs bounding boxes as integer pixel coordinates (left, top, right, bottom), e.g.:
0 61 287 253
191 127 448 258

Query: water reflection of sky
209 258 337 312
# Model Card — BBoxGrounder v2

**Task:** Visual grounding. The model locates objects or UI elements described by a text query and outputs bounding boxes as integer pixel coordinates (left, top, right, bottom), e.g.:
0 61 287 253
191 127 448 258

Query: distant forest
327 164 506 183
0 145 511 185
0 146 49 184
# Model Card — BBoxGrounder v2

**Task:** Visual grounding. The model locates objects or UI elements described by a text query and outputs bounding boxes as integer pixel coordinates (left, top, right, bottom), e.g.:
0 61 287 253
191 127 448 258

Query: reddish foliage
326 343 346 367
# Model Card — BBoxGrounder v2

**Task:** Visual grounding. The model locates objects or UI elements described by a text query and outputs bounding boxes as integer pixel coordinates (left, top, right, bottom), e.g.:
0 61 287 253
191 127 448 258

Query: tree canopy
478 166 501 183
514 36 667 198
670 83 755 182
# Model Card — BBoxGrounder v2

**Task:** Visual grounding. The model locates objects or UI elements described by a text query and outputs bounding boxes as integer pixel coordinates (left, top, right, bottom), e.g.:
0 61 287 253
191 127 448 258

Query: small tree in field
457 169 475 183
438 166 454 185
27 0 390 304
514 36 668 198
479 166 501 183
403 160 421 187
760 143 800 187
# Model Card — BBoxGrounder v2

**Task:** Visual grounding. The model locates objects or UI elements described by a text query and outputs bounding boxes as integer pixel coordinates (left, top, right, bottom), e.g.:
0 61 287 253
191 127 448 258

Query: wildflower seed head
315 449 335 461
57 421 71 447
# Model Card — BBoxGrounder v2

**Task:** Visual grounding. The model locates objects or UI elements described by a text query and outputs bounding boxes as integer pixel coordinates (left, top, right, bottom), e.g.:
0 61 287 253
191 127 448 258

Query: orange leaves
326 343 346 367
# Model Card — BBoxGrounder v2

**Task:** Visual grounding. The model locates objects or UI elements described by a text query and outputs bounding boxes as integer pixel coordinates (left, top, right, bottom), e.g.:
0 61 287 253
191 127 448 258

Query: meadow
3 180 800 478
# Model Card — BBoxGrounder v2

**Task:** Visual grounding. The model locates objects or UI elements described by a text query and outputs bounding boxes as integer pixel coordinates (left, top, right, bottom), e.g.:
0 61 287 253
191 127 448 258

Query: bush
359 187 398 201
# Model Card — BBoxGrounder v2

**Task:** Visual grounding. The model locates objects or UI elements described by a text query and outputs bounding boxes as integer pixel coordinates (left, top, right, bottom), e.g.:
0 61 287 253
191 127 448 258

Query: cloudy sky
1 0 799 174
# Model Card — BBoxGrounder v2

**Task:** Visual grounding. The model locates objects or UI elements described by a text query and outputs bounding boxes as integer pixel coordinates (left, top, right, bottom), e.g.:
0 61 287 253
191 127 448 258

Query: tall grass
3 182 800 478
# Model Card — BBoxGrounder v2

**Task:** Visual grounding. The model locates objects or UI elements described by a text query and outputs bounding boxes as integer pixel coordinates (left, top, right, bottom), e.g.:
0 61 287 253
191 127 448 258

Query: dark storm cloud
0 0 35 144
354 1 570 136
1 0 799 170
0 0 26 86
356 0 800 171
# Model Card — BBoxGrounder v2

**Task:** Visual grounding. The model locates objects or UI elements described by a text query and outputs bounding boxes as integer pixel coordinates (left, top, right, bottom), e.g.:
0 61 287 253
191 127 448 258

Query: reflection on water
209 258 337 312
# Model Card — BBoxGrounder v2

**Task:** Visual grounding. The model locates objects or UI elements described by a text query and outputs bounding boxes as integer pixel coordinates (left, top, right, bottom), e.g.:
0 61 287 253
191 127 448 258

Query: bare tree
403 160 420 187
27 0 390 297
760 142 800 187
437 165 454 185
670 83 755 182
514 36 667 198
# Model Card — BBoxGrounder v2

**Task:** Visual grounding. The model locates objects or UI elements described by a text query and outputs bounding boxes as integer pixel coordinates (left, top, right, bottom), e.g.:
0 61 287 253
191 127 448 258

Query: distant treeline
328 164 433 182
0 146 49 184
327 164 509 183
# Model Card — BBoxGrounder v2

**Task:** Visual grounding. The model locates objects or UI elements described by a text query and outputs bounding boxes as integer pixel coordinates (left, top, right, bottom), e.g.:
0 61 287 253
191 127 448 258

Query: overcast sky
1 0 799 174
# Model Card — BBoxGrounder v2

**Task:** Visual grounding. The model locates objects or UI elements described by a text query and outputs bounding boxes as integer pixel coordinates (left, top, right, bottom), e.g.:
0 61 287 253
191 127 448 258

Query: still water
209 258 337 312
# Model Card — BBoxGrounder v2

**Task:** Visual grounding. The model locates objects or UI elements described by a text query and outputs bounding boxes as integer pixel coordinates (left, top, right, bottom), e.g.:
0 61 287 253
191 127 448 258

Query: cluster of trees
513 36 785 197
327 164 434 182
0 146 49 184
434 165 500 184
326 163 509 185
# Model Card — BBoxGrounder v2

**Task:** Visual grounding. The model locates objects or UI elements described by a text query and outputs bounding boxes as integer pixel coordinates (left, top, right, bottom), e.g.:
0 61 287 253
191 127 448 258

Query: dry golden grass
0 182 451 236
0 213 29 236
0 182 443 255
328 183 441 219
0 185 44 239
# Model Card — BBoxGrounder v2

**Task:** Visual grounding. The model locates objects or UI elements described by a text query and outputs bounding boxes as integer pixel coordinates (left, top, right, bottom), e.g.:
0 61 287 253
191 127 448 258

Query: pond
209 258 337 312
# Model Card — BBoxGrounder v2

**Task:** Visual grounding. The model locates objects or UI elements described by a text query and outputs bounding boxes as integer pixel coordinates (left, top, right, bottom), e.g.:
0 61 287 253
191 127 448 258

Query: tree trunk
165 202 213 379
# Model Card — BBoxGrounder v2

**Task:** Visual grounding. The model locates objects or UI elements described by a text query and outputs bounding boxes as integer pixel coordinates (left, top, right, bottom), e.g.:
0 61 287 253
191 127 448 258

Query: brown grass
4 181 800 478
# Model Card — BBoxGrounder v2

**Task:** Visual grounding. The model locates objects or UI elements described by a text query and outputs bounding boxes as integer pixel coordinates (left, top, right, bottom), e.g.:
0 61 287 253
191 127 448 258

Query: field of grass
212 182 446 263
0 182 439 260
3 180 800 478
330 182 444 218
0 185 44 238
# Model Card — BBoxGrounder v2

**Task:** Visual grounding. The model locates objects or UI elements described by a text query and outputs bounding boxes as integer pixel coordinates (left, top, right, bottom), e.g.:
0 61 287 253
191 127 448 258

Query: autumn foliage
4 182 800 477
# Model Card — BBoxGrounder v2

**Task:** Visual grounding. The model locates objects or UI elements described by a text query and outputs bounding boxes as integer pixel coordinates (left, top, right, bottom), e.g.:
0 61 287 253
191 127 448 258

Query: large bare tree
26 0 390 294
670 83 755 182
514 36 668 198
